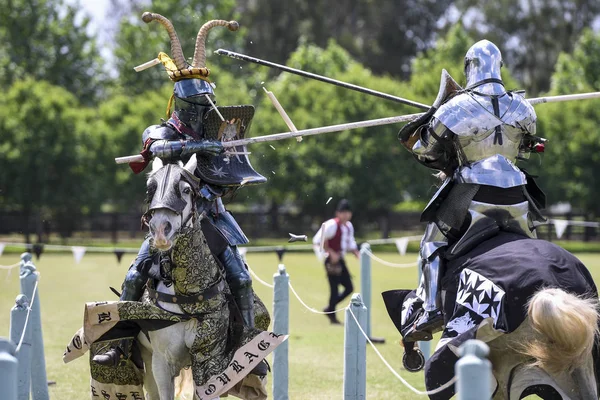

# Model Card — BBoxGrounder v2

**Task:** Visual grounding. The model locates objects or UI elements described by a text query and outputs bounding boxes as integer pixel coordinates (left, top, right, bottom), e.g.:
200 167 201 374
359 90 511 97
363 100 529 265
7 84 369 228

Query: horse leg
148 322 190 400
151 351 176 400
138 332 160 400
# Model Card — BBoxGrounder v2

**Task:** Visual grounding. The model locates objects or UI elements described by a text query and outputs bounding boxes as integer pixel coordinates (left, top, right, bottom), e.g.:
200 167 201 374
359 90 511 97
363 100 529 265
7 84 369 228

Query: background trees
1 0 600 241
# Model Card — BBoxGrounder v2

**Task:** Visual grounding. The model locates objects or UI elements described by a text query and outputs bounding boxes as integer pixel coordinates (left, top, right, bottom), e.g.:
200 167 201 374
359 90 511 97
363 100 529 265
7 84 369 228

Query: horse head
144 155 200 251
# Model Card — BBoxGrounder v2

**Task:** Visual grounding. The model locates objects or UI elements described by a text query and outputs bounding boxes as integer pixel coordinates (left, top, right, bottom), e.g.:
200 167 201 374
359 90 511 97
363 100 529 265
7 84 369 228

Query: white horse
485 288 599 399
136 155 269 400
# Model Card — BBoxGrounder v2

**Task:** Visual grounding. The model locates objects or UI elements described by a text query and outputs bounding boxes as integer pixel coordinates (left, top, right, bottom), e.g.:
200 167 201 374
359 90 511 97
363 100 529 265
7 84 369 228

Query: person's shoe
250 359 269 376
323 307 342 325
401 309 444 342
92 347 126 367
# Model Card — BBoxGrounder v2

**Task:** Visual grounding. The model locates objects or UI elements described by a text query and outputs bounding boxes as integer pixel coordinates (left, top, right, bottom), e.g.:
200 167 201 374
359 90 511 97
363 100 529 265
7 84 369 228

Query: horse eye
183 187 191 195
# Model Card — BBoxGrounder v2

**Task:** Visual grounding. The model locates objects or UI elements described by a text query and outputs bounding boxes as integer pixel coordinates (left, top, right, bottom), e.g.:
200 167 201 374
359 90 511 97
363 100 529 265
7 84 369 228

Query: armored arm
142 124 224 161
410 118 459 174
149 139 224 160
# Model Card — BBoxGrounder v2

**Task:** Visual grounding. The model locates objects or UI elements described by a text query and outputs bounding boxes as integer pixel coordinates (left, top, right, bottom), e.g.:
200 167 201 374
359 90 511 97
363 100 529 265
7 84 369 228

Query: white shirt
312 218 358 258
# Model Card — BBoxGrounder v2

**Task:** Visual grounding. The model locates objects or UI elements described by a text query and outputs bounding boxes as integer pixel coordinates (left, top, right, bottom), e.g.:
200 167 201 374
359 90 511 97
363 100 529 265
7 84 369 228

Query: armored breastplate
435 91 536 164
455 154 527 188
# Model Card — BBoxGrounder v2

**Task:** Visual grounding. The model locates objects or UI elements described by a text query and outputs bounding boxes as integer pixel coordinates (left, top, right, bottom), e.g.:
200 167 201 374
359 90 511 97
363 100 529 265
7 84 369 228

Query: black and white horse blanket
383 232 599 399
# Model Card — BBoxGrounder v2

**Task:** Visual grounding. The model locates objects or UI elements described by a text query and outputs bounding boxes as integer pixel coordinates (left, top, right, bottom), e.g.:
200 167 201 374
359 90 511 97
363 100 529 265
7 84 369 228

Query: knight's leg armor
218 245 268 376
218 246 255 327
405 223 448 341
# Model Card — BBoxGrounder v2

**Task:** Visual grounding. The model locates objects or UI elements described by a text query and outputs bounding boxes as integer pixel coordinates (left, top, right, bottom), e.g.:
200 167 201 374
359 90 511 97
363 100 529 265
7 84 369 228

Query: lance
114 91 600 164
215 49 431 110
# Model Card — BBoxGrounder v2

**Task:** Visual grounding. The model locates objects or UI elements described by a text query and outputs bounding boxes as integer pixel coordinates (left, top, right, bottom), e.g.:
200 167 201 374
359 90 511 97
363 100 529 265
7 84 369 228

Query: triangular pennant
395 238 409 256
32 244 44 260
114 250 125 263
71 246 86 264
0 242 5 257
275 247 286 262
238 247 248 259
553 219 569 239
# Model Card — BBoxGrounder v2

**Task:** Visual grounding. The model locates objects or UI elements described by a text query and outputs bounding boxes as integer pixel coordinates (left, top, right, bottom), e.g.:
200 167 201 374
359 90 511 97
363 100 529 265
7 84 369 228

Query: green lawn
1 251 600 399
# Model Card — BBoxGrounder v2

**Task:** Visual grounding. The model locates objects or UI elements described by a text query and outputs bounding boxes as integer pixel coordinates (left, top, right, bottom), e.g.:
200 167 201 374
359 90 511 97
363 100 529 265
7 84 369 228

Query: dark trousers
325 257 353 312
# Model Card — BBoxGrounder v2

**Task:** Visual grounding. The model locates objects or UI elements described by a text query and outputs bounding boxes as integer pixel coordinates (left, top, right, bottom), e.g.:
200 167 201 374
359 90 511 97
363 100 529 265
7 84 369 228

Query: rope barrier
15 279 39 353
363 248 416 268
248 267 274 288
288 281 346 315
0 262 20 270
347 307 456 396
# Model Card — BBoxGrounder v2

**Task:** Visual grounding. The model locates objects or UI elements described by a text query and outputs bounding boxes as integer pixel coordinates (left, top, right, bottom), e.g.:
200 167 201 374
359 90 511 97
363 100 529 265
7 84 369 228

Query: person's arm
316 220 340 262
346 222 360 258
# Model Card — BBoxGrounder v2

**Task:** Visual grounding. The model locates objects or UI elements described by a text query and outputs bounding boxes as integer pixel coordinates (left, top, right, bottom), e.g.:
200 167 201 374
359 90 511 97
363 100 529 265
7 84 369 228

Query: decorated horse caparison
64 156 286 400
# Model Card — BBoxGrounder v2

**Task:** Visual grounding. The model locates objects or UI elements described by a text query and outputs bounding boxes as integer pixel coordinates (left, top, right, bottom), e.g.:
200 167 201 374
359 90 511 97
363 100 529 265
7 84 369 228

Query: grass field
1 250 600 399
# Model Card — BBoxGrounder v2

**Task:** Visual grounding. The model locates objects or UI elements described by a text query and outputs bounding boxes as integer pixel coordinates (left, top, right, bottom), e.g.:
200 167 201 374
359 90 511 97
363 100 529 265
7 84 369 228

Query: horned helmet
139 12 239 134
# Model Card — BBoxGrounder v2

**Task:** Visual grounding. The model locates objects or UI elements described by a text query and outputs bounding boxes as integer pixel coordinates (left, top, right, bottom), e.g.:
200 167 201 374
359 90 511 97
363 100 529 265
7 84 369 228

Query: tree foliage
0 79 94 239
535 29 600 216
455 0 600 95
0 0 103 101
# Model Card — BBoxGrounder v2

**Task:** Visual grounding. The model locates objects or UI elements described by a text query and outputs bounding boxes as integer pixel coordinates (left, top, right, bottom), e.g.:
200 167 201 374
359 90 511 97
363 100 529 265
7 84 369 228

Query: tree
0 79 94 241
237 0 451 79
534 29 600 216
0 0 103 102
454 0 600 95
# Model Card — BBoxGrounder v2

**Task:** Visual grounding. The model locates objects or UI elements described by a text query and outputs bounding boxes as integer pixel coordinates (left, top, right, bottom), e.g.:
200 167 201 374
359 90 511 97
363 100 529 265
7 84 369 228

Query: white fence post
359 244 372 337
0 338 18 400
359 244 384 343
272 263 289 400
10 294 33 400
455 339 492 400
19 253 49 400
343 293 367 400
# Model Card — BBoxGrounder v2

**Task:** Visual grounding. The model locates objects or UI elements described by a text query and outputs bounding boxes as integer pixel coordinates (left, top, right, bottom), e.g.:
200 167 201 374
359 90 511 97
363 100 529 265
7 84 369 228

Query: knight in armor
92 12 269 375
398 40 546 341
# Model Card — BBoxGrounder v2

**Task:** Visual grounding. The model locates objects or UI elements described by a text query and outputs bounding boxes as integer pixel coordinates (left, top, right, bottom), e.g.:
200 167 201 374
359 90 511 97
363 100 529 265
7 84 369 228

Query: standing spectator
313 199 360 324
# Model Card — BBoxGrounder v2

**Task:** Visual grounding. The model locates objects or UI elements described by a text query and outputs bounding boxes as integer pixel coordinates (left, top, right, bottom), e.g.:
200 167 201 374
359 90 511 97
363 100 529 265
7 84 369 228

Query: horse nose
164 222 172 235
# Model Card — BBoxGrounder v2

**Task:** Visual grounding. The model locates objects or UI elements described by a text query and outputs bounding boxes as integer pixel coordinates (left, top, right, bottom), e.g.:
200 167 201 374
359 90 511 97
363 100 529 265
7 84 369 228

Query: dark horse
383 232 599 400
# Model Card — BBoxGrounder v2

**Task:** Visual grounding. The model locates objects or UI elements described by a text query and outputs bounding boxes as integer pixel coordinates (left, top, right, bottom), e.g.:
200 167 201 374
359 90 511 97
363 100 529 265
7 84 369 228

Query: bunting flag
114 250 125 264
553 219 569 239
0 242 5 257
71 246 87 264
395 237 409 256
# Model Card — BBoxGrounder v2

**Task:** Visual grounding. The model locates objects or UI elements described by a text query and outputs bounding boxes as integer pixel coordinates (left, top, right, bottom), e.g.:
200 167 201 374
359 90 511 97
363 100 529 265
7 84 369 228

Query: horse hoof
403 348 425 372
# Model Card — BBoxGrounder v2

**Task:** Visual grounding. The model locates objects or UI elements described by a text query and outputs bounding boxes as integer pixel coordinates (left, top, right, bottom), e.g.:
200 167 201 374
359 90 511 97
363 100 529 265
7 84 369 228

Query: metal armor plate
195 105 267 187
434 91 536 164
141 124 180 144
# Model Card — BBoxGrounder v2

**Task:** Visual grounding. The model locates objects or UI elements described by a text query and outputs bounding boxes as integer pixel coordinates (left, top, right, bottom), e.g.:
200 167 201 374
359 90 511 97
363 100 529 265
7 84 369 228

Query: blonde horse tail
174 367 195 399
523 288 599 374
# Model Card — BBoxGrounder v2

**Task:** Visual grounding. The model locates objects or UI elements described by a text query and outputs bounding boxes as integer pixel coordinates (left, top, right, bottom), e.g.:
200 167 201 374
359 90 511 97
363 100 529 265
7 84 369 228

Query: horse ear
152 157 164 173
184 154 197 174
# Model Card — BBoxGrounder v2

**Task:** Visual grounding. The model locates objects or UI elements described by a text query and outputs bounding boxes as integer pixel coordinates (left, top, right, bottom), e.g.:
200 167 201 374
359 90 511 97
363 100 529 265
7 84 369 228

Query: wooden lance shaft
215 48 431 110
114 91 600 164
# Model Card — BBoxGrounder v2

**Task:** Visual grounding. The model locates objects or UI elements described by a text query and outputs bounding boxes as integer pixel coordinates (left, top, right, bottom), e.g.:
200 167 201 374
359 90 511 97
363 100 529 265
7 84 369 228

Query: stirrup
402 341 425 372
